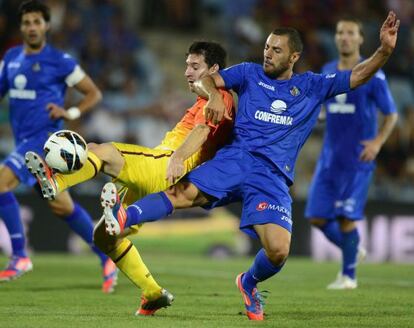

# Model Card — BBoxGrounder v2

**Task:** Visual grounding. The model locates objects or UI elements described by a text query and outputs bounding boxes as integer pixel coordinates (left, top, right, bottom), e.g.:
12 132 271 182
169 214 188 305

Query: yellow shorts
111 142 201 235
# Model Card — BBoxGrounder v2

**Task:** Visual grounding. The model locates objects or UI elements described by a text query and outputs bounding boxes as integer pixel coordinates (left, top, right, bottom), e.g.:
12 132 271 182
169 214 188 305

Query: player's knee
265 242 290 266
48 200 74 217
0 166 19 192
88 143 110 160
165 182 200 208
338 217 356 232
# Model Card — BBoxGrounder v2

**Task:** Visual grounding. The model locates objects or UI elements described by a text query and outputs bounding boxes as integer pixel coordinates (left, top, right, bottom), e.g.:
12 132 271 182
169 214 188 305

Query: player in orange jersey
26 41 235 316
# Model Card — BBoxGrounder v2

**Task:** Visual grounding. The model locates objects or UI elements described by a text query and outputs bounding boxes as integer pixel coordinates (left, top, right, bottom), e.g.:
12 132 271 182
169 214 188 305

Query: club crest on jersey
290 86 300 96
32 62 41 72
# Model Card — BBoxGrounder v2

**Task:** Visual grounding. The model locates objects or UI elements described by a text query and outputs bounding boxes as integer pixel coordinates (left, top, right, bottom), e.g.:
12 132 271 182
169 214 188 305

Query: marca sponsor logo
256 202 292 225
9 74 36 100
258 81 275 91
254 110 293 125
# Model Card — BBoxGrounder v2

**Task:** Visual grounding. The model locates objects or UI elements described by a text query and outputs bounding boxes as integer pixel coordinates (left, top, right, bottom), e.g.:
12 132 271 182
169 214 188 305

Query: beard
263 61 290 79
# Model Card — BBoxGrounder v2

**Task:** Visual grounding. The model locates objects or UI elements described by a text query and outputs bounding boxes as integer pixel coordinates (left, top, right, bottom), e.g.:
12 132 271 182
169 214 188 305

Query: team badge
32 62 41 72
290 86 300 96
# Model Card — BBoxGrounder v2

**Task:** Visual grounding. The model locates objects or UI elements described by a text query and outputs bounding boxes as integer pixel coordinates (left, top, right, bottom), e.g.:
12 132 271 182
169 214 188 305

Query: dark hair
187 41 227 69
337 17 364 37
271 27 303 53
18 0 51 23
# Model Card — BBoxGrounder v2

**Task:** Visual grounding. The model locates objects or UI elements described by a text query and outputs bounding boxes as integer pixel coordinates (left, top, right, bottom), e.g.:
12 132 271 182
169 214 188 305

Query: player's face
335 21 363 56
20 12 49 50
263 34 297 79
185 53 212 92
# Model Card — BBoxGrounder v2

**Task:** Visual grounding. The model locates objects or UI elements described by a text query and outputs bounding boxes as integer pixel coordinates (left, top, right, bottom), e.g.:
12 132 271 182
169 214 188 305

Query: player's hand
203 93 231 125
379 11 400 54
359 139 382 162
166 154 185 185
47 103 69 120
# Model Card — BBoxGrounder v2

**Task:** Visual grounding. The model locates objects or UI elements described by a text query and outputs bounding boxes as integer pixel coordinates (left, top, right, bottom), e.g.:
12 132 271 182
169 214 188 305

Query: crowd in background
0 0 413 200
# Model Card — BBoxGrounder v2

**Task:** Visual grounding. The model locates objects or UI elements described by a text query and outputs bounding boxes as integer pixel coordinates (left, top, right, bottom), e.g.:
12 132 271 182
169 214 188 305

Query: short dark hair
337 17 364 37
272 27 303 54
187 41 227 69
18 0 51 23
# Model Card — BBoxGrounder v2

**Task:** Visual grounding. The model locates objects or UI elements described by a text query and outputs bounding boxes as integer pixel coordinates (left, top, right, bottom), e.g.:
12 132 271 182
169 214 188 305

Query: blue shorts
186 146 293 238
2 131 51 186
305 162 373 221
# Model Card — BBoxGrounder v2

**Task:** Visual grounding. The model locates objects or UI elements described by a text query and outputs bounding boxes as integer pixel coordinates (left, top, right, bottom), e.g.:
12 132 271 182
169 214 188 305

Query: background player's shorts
2 131 52 186
186 146 293 238
305 162 373 221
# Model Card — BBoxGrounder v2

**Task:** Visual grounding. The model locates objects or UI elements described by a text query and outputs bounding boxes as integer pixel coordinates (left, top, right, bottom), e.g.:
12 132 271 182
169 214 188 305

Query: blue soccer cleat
236 273 265 320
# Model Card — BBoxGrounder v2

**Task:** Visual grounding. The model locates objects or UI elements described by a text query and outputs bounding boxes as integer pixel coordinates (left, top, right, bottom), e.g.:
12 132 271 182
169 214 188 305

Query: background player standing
304 17 398 289
0 0 117 293
101 12 400 321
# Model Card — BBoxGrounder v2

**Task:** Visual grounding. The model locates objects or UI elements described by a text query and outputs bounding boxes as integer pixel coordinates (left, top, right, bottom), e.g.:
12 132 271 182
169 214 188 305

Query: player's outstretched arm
166 123 211 184
193 73 231 124
350 11 400 89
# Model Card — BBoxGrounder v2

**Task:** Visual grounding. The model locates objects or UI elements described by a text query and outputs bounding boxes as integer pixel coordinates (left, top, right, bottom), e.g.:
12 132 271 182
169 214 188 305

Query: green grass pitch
0 252 413 328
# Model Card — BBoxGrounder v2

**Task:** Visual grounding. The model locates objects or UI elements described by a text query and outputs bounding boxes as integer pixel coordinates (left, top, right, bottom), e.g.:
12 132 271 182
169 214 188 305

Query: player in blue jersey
98 12 400 320
304 18 398 290
0 0 118 292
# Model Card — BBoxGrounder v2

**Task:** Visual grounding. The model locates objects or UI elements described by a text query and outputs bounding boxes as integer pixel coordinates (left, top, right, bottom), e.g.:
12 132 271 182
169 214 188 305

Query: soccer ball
44 130 88 174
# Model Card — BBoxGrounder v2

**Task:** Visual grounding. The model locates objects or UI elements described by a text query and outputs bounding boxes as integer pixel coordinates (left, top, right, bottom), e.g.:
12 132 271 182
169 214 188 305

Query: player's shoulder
2 45 24 61
320 60 338 74
46 45 77 62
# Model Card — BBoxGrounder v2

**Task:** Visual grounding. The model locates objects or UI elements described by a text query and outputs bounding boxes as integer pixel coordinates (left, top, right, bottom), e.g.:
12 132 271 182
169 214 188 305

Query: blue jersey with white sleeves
0 44 84 142
219 62 351 184
319 60 396 170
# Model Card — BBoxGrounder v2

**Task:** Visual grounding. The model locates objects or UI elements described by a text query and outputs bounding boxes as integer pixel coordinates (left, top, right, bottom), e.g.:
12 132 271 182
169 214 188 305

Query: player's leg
93 220 173 315
0 164 33 281
101 181 207 236
237 223 291 321
48 191 117 293
26 142 122 199
305 164 342 247
327 170 372 290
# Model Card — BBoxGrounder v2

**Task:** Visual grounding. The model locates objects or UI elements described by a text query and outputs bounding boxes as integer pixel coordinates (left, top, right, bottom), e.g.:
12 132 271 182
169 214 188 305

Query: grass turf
0 253 413 328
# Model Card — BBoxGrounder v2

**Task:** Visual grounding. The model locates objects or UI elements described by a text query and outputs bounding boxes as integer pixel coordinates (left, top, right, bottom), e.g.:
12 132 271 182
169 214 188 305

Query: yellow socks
109 239 162 300
54 151 102 192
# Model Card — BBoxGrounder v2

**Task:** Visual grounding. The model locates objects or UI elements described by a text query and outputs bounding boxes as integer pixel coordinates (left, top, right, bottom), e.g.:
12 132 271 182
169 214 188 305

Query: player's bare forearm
73 75 102 113
377 112 398 145
166 124 210 184
350 11 399 89
172 124 210 161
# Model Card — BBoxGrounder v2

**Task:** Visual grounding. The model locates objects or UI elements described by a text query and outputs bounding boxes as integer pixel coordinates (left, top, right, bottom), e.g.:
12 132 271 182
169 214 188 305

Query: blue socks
0 192 26 258
319 220 343 247
242 248 285 292
125 192 173 227
64 203 108 266
341 228 359 279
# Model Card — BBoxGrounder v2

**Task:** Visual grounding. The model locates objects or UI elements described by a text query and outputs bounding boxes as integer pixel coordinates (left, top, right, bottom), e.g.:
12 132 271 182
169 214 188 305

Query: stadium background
0 0 413 263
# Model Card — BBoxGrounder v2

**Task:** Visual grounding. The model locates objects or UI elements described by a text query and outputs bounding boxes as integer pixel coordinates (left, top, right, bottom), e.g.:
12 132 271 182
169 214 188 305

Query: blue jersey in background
319 60 397 171
0 44 84 143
